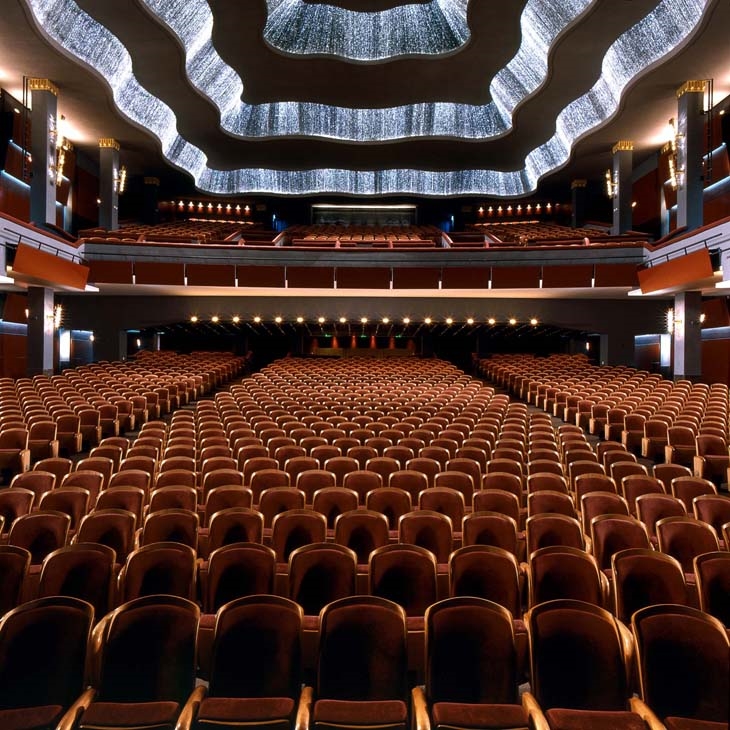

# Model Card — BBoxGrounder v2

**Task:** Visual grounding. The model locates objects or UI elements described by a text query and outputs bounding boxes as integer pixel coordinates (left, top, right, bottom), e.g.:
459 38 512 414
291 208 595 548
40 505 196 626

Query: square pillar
611 141 633 235
99 138 120 230
27 286 55 376
672 291 702 380
676 80 706 232
29 78 58 228
571 179 587 228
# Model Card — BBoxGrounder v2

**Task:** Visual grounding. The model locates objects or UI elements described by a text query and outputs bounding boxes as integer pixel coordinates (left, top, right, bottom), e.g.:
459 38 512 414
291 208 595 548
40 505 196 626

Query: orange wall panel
336 267 391 289
236 266 286 288
637 249 712 294
13 242 89 290
594 263 639 288
286 267 335 288
392 268 441 289
186 264 236 287
541 265 594 288
87 260 134 284
702 339 730 385
441 268 490 289
491 266 541 289
134 262 185 285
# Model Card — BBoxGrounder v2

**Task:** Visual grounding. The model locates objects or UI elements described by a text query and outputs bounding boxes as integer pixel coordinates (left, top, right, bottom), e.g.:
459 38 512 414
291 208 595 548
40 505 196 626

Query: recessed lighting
318 316 325 324
232 316 240 323
488 318 496 325
509 318 517 325
424 317 432 324
253 316 261 323
446 317 453 325
360 317 368 324
190 315 198 322
339 317 347 324
466 318 474 325
382 317 389 324
274 316 283 323
403 317 410 324
530 318 538 325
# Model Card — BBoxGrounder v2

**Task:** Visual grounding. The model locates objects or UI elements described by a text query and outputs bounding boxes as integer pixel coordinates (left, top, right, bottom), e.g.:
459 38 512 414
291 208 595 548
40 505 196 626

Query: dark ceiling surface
0 0 728 198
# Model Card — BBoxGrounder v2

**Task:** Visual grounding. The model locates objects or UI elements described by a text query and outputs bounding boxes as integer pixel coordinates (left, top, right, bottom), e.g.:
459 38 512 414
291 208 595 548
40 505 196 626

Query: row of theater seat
1 590 726 730
0 352 730 727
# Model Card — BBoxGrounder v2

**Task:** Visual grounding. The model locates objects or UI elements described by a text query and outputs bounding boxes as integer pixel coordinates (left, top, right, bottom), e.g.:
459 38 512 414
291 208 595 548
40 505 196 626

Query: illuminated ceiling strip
23 0 709 195
138 0 594 141
263 0 470 60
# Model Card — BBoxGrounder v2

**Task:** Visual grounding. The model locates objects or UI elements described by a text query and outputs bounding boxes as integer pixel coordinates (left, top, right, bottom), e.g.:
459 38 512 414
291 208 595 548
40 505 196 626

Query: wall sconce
113 165 127 194
605 168 618 199
667 118 684 191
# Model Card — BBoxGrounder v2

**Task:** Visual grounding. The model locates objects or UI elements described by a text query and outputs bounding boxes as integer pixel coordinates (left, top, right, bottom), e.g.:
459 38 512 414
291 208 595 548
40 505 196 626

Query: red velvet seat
413 596 528 730
632 604 729 729
312 596 409 730
180 596 306 730
0 596 93 730
60 595 199 730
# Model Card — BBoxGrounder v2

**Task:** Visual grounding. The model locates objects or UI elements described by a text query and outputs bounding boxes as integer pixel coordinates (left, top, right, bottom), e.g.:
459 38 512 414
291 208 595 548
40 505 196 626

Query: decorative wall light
605 168 618 199
666 118 684 190
113 165 127 194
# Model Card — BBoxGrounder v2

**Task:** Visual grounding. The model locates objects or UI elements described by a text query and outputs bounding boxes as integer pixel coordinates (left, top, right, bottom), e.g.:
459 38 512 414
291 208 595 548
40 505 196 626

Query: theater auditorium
0 1 728 729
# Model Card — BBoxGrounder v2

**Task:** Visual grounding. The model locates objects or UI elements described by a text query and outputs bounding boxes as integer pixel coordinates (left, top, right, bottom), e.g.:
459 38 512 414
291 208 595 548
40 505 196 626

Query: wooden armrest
411 686 430 730
56 687 97 730
630 696 666 730
175 684 207 730
295 685 313 730
522 691 550 730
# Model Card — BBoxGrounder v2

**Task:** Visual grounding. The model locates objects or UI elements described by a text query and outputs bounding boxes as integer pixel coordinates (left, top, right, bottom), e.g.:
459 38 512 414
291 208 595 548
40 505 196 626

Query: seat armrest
295 685 313 730
56 687 97 730
411 685 430 730
175 684 207 730
629 696 665 730
692 455 705 479
522 691 550 730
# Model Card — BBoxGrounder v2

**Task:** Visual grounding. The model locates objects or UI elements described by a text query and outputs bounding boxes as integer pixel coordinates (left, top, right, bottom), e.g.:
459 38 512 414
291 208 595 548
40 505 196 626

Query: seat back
426 596 520 706
209 595 302 700
0 596 93 712
317 596 407 702
528 599 632 712
632 604 730 723
94 595 199 705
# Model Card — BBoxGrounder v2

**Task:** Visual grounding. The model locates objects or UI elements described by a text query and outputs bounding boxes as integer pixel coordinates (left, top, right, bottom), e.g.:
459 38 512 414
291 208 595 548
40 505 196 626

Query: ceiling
1 0 729 197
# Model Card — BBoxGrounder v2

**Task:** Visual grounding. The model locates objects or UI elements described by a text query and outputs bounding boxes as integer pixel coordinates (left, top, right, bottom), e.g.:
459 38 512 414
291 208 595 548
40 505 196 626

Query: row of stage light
189 315 540 326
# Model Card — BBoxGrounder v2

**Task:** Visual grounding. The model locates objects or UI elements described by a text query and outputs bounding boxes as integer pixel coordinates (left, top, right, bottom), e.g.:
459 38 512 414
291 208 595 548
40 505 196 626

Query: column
611 141 633 235
143 177 160 225
570 179 587 228
26 286 55 376
29 78 58 228
98 138 120 230
672 291 702 381
676 80 706 232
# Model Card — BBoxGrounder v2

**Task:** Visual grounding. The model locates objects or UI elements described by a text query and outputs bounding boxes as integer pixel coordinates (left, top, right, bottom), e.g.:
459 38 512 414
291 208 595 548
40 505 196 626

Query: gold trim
143 177 160 186
27 78 58 96
660 141 674 155
571 179 587 189
98 138 120 150
677 80 707 98
612 141 634 154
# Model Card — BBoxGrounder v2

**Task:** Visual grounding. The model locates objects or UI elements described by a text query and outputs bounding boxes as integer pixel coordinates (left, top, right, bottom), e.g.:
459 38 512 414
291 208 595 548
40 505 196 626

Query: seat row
1 590 726 730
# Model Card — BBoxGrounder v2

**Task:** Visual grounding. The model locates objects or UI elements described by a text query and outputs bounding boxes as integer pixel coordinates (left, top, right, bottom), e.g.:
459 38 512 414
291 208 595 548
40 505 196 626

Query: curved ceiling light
263 0 470 61
23 0 710 196
138 0 594 141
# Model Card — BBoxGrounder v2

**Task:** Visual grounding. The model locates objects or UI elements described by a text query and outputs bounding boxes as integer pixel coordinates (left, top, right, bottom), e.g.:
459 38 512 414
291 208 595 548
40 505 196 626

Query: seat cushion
314 699 408 729
432 701 528 729
0 705 63 730
197 697 294 729
79 701 180 729
545 709 648 730
665 718 729 730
